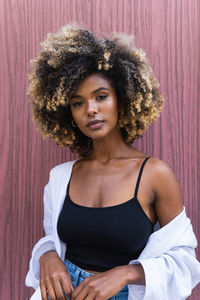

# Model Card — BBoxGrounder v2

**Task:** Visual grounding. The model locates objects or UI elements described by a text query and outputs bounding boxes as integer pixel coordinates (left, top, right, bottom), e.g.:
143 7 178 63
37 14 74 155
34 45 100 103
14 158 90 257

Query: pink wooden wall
0 0 199 299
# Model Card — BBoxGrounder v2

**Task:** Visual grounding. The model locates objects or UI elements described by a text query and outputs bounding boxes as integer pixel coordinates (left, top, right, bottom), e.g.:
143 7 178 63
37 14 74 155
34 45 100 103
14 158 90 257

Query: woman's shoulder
147 156 183 227
49 159 77 178
146 156 182 204
147 156 178 182
129 148 172 171
131 151 174 177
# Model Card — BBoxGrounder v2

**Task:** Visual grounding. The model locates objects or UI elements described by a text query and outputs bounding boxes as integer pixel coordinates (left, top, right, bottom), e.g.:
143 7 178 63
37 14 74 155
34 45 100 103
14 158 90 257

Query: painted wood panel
0 0 199 298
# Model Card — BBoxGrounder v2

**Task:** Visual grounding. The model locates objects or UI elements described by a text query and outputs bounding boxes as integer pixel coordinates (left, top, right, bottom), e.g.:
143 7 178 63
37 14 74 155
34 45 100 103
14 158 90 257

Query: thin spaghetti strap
134 156 151 199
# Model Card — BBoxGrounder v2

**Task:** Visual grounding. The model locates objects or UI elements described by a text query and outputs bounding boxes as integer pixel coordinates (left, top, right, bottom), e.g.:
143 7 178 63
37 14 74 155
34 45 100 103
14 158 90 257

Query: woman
25 23 200 300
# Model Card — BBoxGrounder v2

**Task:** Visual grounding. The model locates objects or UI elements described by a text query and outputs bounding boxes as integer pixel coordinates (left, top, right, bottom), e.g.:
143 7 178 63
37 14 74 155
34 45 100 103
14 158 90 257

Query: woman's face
69 73 120 140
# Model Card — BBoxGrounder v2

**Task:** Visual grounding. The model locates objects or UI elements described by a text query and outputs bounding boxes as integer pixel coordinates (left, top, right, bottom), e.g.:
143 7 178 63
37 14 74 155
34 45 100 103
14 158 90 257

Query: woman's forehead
72 73 113 95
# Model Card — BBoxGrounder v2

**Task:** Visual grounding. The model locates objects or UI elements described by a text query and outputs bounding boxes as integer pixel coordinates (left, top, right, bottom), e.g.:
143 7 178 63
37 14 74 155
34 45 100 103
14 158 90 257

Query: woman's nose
87 100 98 115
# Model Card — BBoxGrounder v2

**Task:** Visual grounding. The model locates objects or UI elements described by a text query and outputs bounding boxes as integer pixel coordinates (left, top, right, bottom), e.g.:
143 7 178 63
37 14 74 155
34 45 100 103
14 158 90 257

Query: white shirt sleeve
128 210 200 300
25 169 57 290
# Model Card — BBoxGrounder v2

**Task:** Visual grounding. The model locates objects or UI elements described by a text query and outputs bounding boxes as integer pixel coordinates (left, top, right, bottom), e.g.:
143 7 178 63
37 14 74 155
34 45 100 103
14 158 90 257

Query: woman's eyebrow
70 87 110 99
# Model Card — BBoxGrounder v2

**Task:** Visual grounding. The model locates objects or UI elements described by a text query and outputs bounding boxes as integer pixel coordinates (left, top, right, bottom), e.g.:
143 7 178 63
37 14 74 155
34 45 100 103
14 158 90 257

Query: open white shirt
25 159 200 300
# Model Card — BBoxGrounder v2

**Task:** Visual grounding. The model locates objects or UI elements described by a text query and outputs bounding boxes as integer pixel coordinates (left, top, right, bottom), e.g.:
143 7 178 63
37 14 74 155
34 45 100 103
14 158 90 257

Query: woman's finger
51 275 72 300
52 280 67 300
46 281 56 300
40 283 49 300
83 289 96 300
62 279 74 299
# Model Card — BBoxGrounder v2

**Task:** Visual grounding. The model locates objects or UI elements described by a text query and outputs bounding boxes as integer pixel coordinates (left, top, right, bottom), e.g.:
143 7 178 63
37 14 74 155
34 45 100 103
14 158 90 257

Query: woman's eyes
97 95 107 100
72 95 107 107
72 101 83 107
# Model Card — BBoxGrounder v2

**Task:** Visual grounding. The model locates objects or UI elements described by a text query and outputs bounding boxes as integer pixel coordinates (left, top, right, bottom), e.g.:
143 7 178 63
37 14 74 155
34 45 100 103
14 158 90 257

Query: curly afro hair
28 22 165 158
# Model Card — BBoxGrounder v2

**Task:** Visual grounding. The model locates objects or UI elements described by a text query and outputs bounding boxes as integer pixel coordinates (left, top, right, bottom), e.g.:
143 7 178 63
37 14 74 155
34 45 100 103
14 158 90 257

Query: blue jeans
48 259 128 300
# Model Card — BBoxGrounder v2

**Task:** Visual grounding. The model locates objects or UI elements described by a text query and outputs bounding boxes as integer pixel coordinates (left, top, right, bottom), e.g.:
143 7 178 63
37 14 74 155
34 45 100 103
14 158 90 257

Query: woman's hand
39 251 74 300
71 265 130 300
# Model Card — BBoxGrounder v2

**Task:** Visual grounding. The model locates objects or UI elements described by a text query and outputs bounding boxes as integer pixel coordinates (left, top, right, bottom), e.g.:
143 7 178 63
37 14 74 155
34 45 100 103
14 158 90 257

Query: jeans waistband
65 259 96 276
64 259 129 293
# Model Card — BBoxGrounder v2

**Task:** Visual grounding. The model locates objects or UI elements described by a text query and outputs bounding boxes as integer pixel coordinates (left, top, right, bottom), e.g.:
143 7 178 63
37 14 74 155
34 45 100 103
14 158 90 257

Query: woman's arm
122 158 184 286
122 263 146 285
151 158 184 227
126 158 200 299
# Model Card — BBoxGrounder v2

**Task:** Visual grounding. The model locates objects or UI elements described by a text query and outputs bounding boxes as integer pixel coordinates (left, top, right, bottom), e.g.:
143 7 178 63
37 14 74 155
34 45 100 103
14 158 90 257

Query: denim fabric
48 259 128 300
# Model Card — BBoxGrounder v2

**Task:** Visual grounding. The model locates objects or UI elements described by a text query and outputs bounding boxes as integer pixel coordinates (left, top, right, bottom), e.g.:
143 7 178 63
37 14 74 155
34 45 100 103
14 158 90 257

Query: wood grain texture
0 0 199 298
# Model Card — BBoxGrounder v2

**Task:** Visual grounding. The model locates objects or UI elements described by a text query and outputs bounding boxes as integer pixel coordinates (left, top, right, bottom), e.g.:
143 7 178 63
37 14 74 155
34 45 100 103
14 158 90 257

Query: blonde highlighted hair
28 22 165 158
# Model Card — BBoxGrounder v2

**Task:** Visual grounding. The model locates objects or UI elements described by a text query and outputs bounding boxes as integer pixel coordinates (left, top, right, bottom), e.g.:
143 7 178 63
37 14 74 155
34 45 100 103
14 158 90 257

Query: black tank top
57 156 154 272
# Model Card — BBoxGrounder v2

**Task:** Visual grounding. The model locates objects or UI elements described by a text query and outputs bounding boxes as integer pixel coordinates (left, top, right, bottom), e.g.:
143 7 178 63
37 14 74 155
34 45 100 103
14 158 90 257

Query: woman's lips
87 121 104 129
